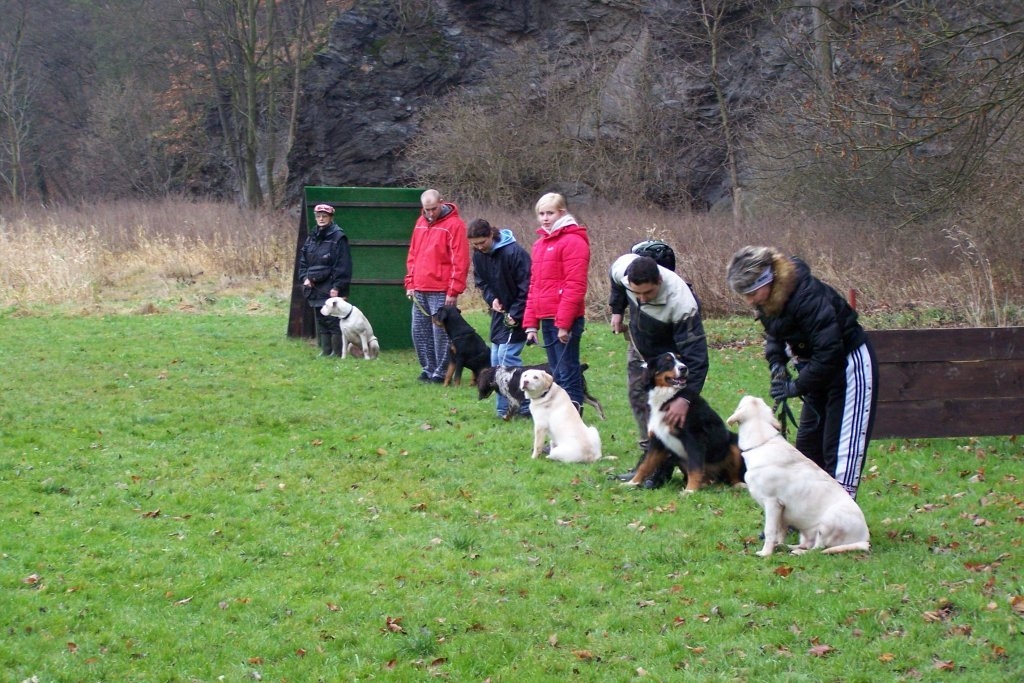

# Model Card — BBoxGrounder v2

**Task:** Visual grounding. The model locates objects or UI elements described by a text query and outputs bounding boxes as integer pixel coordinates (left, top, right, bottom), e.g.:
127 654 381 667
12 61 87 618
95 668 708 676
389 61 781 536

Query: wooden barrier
871 327 1024 439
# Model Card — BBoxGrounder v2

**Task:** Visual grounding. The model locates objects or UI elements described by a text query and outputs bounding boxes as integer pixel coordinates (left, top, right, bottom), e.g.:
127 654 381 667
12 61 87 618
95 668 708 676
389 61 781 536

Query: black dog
432 305 492 387
624 352 744 492
476 363 606 420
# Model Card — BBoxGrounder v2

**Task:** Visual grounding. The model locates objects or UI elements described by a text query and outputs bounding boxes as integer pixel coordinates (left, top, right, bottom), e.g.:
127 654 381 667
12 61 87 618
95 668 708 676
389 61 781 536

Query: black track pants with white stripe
794 341 878 499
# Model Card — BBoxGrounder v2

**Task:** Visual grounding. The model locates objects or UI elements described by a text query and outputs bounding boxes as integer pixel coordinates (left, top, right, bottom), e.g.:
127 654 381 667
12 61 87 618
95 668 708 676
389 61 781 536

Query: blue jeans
491 340 526 416
540 317 585 407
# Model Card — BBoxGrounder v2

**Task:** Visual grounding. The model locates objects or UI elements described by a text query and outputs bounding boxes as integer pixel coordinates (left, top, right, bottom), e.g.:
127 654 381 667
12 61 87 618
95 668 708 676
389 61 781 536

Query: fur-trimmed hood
759 248 801 318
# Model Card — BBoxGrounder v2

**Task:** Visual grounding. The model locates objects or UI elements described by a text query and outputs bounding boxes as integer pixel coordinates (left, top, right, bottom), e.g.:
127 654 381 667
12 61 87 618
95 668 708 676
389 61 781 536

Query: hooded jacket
756 249 869 397
298 222 352 306
609 253 708 402
522 214 590 331
472 228 531 344
404 202 470 297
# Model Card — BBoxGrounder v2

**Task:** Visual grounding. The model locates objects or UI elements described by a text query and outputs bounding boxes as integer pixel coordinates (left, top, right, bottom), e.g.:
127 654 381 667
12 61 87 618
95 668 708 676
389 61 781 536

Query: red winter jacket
523 218 590 331
403 202 470 297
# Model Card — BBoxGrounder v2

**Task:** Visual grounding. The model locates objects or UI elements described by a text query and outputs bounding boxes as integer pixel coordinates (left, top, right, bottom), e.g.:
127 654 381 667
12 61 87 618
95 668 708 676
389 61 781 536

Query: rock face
286 0 778 208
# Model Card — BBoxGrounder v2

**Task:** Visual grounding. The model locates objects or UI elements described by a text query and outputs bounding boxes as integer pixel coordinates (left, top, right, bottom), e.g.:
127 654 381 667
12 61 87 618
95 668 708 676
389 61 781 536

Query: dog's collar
740 434 781 453
338 306 353 320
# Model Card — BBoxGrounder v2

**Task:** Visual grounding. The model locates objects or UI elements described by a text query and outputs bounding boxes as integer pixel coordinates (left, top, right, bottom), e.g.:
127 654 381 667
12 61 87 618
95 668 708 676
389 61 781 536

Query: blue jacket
472 229 532 344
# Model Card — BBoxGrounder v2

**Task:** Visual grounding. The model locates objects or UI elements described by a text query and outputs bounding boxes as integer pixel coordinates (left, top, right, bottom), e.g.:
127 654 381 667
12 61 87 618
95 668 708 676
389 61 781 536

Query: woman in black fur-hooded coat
727 246 878 499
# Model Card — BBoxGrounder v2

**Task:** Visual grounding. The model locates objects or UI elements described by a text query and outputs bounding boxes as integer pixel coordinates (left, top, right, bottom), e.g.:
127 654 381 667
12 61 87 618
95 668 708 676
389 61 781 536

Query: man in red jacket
404 189 470 383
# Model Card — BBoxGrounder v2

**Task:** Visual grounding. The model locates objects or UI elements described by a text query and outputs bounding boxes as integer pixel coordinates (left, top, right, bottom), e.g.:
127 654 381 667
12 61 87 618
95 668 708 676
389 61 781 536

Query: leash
531 329 572 376
410 293 435 319
773 397 799 438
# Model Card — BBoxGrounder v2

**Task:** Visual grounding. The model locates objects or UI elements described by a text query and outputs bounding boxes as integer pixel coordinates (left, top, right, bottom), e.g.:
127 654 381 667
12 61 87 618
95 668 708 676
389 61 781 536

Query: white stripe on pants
835 343 875 497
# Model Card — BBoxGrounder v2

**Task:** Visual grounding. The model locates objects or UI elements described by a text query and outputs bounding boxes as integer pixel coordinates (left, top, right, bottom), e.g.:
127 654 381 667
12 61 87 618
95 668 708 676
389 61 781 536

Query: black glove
770 377 799 402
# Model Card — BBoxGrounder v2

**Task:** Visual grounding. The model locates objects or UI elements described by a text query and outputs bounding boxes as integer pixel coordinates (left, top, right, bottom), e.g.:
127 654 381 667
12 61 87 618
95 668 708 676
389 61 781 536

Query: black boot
330 334 344 357
642 459 676 489
317 334 333 357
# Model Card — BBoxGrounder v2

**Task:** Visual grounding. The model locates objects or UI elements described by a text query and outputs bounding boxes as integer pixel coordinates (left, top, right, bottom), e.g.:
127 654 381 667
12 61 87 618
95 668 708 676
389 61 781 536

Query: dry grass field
1 198 1020 328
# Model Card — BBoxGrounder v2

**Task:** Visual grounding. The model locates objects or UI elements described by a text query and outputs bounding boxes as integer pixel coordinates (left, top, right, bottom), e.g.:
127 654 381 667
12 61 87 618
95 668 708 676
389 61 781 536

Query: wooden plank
873 398 1023 439
871 327 1024 363
877 359 1024 402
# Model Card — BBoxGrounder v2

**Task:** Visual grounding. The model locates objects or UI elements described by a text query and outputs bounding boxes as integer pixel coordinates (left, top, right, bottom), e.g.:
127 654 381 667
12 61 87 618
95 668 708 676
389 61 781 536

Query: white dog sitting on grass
726 395 870 556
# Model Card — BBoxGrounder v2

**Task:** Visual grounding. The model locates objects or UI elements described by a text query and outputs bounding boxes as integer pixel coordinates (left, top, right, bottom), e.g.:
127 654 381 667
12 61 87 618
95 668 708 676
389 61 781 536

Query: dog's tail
821 541 870 554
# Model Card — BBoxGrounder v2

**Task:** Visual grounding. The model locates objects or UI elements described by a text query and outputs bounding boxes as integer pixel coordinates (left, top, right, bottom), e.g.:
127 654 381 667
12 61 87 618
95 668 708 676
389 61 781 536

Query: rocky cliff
287 0 780 208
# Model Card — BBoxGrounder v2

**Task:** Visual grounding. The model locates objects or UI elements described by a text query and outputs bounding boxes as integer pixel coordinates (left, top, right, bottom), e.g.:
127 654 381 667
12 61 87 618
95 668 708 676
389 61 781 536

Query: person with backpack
609 242 709 488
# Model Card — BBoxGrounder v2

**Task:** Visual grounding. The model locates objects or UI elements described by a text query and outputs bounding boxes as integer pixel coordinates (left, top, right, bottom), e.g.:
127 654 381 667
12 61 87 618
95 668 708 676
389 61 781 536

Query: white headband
742 267 774 294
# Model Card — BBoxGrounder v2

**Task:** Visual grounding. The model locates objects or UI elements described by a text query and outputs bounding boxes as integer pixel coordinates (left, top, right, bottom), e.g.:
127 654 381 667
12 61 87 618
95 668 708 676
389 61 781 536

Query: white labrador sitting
519 369 602 463
319 297 380 359
726 395 870 556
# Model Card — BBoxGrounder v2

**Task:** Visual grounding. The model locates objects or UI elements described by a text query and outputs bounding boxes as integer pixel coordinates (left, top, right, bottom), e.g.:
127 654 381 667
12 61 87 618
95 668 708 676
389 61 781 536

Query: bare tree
0 1 32 204
751 1 1024 225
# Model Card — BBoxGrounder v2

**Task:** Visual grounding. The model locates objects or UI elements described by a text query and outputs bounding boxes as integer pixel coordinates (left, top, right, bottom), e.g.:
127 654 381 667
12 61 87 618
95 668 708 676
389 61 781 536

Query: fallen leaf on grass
383 616 405 634
572 649 597 661
878 652 895 663
1011 595 1024 616
23 574 41 586
774 566 793 577
808 644 834 657
933 659 955 671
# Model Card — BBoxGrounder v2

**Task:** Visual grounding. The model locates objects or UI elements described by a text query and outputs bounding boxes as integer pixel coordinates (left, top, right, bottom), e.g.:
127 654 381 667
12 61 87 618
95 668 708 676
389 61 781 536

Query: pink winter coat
523 218 590 330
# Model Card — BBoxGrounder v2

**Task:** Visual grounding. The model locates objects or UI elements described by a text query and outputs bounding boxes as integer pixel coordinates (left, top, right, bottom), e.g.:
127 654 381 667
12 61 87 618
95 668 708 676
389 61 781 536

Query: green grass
1 308 1021 681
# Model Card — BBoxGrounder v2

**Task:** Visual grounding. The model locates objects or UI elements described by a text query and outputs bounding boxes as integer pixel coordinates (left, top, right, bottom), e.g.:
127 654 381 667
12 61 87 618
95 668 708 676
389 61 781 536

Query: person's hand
610 313 623 334
406 289 414 299
769 361 789 380
329 288 339 298
770 377 799 401
445 294 457 307
664 397 690 428
526 330 538 346
557 327 570 343
303 278 312 287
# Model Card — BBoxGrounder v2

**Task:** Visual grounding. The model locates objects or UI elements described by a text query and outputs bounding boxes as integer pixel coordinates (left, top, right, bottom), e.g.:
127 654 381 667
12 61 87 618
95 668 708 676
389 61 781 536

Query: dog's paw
732 482 748 489
756 548 775 557
789 547 809 556
680 488 697 496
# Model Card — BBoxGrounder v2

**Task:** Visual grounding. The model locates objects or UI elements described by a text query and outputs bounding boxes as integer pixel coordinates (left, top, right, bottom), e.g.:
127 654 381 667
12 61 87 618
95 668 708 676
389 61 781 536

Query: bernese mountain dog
624 352 745 493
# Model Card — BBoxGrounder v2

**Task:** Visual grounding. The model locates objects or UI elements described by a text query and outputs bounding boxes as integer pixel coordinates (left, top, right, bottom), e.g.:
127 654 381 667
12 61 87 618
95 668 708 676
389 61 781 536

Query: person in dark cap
609 241 708 488
298 203 352 357
727 245 878 499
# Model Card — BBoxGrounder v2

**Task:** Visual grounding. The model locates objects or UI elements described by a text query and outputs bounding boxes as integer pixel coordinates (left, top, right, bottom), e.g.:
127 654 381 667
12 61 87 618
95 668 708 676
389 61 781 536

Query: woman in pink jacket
523 192 591 411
